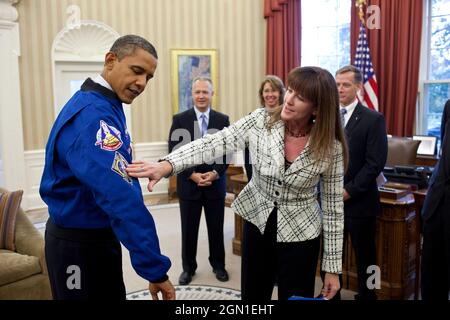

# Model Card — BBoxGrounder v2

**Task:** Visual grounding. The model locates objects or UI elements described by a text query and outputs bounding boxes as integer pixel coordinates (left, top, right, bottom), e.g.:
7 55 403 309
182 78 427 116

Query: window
301 0 351 76
418 0 450 150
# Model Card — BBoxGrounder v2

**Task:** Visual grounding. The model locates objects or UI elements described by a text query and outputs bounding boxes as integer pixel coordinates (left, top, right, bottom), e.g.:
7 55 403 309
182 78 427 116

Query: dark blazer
422 99 450 221
168 107 230 200
344 103 388 218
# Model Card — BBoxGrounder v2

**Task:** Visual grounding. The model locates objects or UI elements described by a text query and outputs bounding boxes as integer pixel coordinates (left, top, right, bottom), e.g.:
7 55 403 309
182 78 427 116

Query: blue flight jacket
40 78 171 283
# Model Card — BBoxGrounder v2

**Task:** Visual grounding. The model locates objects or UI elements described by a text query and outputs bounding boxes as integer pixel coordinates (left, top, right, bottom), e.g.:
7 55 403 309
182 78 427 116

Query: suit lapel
345 103 364 136
187 108 198 138
208 109 217 129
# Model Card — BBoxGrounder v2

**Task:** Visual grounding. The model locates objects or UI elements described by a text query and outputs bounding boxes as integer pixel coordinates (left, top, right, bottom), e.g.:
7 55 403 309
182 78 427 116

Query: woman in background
244 75 285 180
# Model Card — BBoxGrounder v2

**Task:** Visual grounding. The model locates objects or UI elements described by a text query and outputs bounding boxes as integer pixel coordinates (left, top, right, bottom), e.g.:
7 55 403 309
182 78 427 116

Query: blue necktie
200 114 208 136
340 108 347 127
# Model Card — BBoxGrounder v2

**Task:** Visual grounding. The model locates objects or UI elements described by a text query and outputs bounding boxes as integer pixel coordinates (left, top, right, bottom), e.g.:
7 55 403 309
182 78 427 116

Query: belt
46 218 117 243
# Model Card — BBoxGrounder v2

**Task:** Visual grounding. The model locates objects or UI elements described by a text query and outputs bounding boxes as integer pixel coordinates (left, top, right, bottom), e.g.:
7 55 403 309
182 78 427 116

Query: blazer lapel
285 141 315 175
269 120 286 170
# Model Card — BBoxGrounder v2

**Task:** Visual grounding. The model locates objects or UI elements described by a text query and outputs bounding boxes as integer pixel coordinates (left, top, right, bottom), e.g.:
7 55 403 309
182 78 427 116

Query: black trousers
45 219 126 300
327 216 377 300
345 216 377 300
179 196 225 273
241 208 320 300
421 196 450 300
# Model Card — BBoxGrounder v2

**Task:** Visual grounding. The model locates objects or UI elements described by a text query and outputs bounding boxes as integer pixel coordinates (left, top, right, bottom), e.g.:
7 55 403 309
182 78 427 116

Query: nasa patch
95 120 123 151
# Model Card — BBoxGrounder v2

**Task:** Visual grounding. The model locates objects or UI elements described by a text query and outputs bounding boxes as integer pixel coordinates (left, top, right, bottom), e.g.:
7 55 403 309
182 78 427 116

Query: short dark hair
335 65 363 84
109 34 158 60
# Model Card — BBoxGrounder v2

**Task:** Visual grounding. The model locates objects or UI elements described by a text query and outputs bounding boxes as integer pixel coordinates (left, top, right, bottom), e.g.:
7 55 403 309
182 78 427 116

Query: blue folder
288 295 327 300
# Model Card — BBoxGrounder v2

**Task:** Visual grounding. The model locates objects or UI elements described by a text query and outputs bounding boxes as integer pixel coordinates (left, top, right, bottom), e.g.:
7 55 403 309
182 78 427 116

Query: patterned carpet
126 285 241 300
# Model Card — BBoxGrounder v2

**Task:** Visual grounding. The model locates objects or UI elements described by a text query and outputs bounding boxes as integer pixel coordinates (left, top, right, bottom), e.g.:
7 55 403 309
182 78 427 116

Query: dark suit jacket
422 99 450 221
168 108 230 200
344 103 388 218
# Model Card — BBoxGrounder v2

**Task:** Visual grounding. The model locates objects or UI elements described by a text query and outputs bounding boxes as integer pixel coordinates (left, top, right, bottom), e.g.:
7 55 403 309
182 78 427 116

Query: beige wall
17 0 266 150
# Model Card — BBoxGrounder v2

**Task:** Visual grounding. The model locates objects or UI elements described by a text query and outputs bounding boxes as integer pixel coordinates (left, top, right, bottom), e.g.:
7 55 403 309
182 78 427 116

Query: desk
343 194 418 299
415 155 438 167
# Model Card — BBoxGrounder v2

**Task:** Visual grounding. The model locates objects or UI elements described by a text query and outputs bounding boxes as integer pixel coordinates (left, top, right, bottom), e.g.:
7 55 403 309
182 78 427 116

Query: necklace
286 125 310 138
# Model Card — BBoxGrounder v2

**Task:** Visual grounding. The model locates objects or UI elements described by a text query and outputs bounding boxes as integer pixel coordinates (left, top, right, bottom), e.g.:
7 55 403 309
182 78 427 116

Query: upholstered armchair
0 188 52 300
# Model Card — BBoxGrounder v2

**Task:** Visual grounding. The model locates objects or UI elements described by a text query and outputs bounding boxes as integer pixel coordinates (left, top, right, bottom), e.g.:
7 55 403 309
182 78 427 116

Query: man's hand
198 171 218 186
148 280 176 300
190 172 209 186
321 272 340 300
343 189 351 201
190 171 217 187
126 160 173 192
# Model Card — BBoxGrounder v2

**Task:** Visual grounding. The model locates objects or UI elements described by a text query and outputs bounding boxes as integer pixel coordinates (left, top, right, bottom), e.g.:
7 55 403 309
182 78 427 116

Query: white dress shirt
340 99 358 127
93 74 113 91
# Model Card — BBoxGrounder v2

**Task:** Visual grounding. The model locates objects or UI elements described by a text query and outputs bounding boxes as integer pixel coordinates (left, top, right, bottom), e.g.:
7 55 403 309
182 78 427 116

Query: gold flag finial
356 0 367 27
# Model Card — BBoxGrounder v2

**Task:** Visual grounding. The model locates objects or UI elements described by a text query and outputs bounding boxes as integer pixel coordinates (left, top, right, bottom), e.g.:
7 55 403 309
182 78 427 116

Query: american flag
354 21 379 111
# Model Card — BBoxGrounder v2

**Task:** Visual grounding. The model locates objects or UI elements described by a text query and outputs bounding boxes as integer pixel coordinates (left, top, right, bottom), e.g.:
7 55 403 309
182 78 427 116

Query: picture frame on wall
171 49 219 114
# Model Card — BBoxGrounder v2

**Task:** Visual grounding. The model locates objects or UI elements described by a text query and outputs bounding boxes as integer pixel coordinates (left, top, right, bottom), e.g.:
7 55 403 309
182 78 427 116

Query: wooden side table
229 173 248 256
342 194 419 299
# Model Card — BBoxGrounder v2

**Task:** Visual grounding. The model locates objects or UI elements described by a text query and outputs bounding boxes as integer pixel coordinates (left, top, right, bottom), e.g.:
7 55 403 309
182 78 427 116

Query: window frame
300 0 351 76
417 0 450 137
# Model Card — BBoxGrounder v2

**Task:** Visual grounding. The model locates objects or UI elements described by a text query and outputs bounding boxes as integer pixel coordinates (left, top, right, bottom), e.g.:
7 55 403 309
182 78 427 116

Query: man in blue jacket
40 35 175 300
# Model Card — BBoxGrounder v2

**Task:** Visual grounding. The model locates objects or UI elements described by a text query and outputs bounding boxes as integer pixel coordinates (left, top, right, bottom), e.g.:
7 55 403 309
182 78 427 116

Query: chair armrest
13 209 48 275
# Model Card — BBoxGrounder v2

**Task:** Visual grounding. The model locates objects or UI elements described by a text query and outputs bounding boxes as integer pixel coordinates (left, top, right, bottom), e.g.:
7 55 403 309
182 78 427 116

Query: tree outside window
301 0 351 76
421 0 450 149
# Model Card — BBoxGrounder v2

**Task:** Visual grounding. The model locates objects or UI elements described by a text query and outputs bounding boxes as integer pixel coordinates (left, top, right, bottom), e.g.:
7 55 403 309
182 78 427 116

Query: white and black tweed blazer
164 108 344 273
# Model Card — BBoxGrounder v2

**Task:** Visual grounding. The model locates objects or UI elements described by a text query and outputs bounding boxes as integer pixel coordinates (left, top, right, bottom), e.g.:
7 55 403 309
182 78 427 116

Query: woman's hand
321 272 340 300
126 160 173 192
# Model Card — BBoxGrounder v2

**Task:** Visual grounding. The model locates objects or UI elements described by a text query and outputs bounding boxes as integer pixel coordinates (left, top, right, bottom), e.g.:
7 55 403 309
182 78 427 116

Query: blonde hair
269 66 348 169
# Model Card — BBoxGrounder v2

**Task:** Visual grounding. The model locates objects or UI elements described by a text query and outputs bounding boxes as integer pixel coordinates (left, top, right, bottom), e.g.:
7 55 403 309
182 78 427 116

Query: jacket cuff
158 159 174 178
151 274 169 283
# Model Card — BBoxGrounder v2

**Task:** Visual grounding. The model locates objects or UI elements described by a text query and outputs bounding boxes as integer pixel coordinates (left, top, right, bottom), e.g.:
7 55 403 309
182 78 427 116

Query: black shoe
178 271 194 285
213 268 229 282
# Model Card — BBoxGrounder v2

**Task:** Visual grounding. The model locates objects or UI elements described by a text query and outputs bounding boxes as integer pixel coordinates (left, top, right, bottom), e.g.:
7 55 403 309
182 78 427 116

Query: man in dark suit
421 99 450 300
334 65 387 300
168 77 230 285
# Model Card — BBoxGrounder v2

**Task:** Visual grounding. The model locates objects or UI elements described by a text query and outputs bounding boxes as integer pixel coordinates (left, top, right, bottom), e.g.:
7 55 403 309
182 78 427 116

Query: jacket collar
81 78 121 103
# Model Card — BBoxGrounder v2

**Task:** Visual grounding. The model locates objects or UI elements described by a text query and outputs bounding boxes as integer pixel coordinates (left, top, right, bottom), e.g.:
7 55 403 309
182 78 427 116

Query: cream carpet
121 204 243 296
36 203 355 300
127 285 241 300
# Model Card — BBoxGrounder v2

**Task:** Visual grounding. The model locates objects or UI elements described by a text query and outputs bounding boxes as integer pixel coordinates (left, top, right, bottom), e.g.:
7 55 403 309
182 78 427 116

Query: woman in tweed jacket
128 66 348 300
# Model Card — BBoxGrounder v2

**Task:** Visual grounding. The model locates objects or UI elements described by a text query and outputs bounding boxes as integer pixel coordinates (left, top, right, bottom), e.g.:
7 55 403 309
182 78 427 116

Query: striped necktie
200 114 208 136
340 108 347 127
